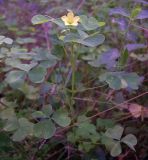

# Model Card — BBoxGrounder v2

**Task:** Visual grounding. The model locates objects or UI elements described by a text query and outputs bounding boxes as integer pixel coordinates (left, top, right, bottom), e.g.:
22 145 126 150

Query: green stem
70 44 76 111
118 19 132 71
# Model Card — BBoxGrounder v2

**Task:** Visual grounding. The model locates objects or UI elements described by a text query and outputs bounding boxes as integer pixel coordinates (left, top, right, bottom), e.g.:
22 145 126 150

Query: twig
31 140 47 160
56 91 148 134
46 148 65 159
74 97 112 104
131 23 148 32
76 0 85 11
0 101 10 108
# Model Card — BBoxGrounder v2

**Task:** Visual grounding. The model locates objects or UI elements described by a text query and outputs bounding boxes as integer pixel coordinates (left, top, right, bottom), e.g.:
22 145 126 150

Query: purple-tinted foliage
42 23 52 31
125 44 147 51
88 49 119 69
17 1 40 18
109 7 130 17
111 18 128 31
100 49 119 69
140 76 144 83
0 1 40 26
144 30 148 39
136 10 148 19
127 32 138 42
101 48 119 67
95 147 106 160
0 0 4 4
134 0 148 5
40 83 52 95
17 0 39 10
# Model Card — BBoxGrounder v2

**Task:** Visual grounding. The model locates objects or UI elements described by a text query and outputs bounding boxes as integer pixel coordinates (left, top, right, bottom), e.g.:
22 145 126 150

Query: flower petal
74 16 80 22
61 16 69 25
61 11 80 26
67 11 74 19
71 22 79 26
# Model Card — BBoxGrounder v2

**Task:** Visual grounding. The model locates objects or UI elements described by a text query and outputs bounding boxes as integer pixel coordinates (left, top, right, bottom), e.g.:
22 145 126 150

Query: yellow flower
61 11 80 26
